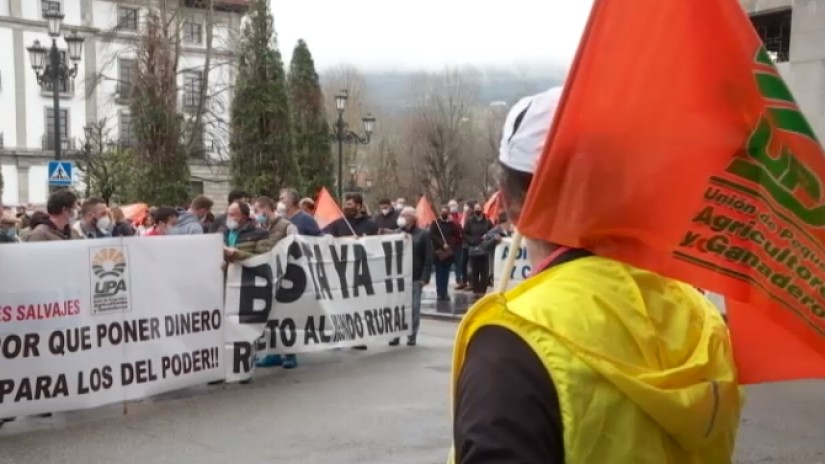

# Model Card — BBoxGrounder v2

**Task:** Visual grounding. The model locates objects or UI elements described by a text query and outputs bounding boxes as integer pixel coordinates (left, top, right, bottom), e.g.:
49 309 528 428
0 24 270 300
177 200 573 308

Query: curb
421 311 463 322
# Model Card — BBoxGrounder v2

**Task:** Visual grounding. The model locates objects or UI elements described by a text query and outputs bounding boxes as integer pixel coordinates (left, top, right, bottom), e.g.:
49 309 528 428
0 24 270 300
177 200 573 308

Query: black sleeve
454 326 564 464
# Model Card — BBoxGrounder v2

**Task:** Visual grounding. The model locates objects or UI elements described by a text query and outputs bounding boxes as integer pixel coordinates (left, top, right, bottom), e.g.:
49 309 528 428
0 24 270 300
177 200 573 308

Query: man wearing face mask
374 198 399 234
394 198 406 211
431 205 463 301
71 197 110 239
280 188 321 236
324 193 378 237
0 212 21 244
222 201 271 262
28 189 77 242
172 195 214 235
143 207 179 236
463 203 494 297
390 207 432 347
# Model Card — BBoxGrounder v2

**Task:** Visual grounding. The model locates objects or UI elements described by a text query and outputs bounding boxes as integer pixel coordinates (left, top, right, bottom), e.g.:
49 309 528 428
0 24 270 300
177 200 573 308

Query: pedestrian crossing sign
48 161 73 187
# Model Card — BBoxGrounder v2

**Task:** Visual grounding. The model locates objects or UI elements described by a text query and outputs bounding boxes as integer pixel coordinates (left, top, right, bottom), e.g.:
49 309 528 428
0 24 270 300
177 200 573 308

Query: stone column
17 165 29 205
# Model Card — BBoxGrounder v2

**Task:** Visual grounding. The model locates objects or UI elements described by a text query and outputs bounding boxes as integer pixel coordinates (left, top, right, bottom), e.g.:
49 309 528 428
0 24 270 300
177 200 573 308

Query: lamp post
26 8 84 162
330 89 376 202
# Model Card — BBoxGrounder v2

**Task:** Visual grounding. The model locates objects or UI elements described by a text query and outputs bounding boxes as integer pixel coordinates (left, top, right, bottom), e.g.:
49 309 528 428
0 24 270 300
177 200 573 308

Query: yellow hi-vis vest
449 255 742 464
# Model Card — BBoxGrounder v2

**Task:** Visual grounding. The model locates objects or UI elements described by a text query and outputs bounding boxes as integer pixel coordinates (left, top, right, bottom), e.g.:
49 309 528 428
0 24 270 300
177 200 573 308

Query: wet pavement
0 320 823 463
420 281 476 320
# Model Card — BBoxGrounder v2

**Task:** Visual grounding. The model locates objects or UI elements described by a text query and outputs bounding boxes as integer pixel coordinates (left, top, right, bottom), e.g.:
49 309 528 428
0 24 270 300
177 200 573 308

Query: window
41 51 71 93
45 108 69 150
119 113 134 147
182 71 203 110
41 0 61 17
117 7 138 31
183 21 203 44
189 181 204 196
750 9 792 63
118 59 136 101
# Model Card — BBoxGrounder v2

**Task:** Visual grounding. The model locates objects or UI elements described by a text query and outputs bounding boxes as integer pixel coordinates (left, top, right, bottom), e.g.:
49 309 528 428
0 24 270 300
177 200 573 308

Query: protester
390 206 432 347
450 88 740 463
299 197 315 216
27 190 77 242
394 197 406 211
19 211 48 241
463 202 493 297
480 212 513 286
209 189 250 233
142 207 179 236
110 207 136 237
447 199 466 289
374 198 399 234
279 188 321 236
253 196 300 369
72 197 110 239
173 195 214 235
459 200 476 291
431 205 462 301
0 212 21 244
201 211 215 233
324 193 378 237
222 201 270 262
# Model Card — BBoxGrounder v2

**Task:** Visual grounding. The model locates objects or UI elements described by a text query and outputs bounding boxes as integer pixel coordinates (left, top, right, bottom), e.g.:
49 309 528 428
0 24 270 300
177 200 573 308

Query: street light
330 89 375 202
27 9 84 163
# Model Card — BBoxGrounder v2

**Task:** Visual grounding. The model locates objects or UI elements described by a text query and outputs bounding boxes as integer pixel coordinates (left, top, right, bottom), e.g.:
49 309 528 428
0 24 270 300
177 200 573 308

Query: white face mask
396 217 407 229
226 218 239 230
381 208 391 216
276 202 288 215
96 216 112 231
449 205 458 213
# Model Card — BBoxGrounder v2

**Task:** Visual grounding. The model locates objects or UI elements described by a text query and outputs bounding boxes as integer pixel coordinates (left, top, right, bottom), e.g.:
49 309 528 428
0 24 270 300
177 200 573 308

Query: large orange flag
519 0 825 383
416 196 437 228
314 187 343 230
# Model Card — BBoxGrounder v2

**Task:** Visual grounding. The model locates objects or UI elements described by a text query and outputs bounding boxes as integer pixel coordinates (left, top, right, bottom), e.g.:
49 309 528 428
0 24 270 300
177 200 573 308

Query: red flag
416 196 437 228
483 191 501 223
314 187 342 230
519 0 825 383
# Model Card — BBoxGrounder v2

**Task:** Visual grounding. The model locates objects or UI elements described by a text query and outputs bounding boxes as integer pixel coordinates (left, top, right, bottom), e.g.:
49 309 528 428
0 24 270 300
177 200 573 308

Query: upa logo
90 246 132 315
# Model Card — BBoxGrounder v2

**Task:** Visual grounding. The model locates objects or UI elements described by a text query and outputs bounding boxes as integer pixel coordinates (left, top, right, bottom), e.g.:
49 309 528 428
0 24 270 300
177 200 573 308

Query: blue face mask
2 228 17 239
256 214 268 224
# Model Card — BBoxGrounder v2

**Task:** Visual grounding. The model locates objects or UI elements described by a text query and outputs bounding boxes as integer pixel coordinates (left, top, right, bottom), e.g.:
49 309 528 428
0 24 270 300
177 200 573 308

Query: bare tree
321 64 372 170
403 68 480 205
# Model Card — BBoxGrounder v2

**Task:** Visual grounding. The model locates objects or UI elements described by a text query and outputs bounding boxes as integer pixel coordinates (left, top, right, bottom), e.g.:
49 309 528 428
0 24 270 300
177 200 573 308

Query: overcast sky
272 0 593 72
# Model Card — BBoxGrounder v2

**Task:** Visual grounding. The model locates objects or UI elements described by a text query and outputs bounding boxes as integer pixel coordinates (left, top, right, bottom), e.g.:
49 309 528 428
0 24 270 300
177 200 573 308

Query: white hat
499 86 564 174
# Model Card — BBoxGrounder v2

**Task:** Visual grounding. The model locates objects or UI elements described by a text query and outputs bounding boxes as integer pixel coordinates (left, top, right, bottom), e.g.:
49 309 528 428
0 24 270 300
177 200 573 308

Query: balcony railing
42 135 76 152
41 78 75 96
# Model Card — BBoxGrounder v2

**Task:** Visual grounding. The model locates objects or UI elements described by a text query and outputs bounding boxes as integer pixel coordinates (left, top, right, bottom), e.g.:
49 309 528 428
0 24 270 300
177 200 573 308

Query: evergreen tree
288 39 333 196
230 0 295 197
130 11 190 206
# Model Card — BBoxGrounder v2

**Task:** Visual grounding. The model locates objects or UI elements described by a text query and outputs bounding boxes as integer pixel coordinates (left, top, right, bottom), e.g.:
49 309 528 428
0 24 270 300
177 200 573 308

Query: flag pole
496 230 522 293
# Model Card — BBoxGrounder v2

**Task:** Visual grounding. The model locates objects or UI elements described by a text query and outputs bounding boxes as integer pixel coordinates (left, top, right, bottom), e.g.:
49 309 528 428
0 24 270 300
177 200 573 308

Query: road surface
0 320 823 464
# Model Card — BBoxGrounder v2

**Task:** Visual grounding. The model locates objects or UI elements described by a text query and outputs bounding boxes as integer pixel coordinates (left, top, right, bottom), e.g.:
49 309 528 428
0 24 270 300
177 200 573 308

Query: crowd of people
0 186 512 363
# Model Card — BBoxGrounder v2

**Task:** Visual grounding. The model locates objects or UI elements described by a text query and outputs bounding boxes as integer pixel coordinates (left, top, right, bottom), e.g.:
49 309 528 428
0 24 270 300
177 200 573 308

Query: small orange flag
519 0 825 383
314 187 343 230
483 191 501 223
416 196 437 228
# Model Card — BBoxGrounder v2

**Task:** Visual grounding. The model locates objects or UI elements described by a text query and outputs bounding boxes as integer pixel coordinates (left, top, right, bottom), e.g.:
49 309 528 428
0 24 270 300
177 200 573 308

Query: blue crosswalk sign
48 161 73 187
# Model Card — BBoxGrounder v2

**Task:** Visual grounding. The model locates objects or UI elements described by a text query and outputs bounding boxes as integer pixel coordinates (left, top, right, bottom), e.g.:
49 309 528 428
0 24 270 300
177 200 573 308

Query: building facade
0 0 247 207
743 0 825 141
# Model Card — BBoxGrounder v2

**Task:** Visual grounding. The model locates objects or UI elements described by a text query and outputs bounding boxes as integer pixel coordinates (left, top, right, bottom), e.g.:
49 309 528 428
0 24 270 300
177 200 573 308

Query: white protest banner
224 234 412 382
493 238 531 290
0 235 225 417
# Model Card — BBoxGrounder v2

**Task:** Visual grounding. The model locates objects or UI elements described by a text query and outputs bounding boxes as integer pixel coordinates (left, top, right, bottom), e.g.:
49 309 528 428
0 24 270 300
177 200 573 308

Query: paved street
0 319 823 464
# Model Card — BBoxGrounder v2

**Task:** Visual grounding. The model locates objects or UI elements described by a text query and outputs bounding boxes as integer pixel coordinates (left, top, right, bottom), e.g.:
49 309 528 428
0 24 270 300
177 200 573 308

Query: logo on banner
90 246 131 315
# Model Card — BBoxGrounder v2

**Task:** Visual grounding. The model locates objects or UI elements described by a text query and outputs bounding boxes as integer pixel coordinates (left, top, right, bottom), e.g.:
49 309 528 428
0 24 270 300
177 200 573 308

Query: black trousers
461 247 470 284
469 255 490 295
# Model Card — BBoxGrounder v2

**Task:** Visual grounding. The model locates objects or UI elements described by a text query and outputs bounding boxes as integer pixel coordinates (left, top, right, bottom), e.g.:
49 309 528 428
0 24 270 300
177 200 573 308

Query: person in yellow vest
449 87 742 464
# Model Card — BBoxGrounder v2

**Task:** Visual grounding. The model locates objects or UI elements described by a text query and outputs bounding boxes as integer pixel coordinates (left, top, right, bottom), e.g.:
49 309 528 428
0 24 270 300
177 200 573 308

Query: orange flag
314 187 343 230
483 191 501 223
416 196 437 228
519 0 825 383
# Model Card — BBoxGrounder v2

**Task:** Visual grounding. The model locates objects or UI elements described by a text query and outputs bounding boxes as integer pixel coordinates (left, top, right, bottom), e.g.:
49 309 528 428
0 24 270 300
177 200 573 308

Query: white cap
499 86 564 174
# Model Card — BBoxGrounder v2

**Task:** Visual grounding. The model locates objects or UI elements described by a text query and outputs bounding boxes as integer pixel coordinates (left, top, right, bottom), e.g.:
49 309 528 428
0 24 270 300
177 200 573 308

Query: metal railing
42 135 76 152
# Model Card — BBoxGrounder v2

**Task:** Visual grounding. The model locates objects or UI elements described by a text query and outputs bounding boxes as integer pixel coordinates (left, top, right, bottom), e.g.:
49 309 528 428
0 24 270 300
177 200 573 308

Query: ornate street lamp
330 90 376 202
27 9 84 162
